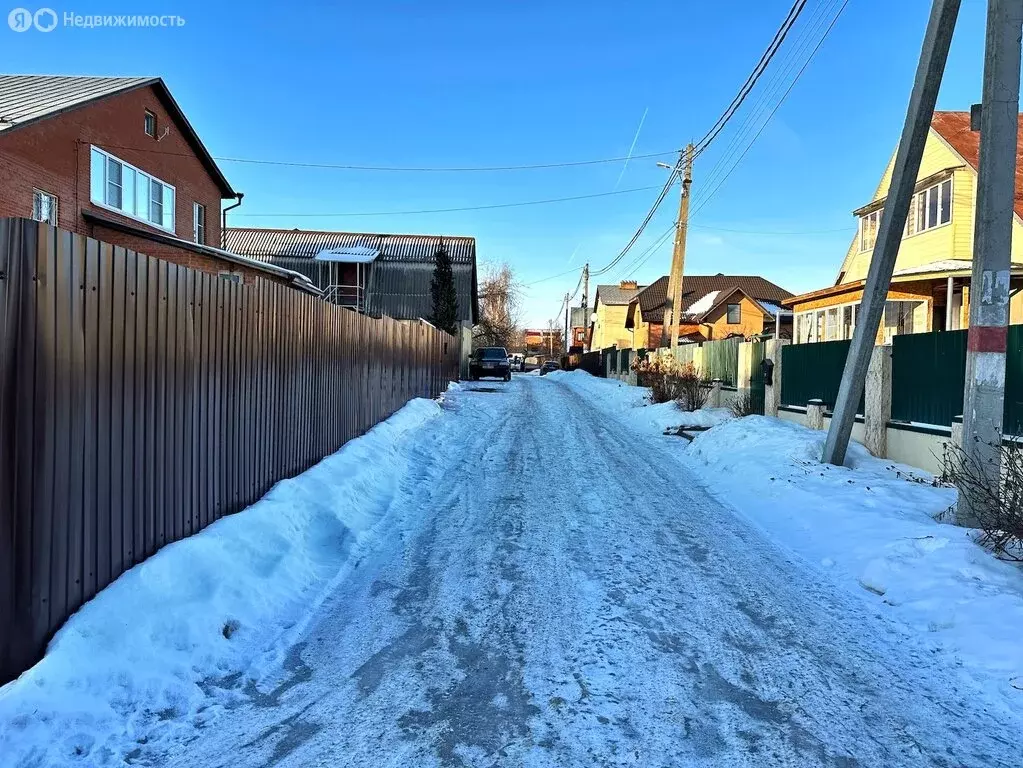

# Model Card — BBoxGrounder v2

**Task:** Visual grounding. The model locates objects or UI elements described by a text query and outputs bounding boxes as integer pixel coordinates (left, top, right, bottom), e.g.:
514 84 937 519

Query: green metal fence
702 337 741 385
1002 326 1023 435
891 330 967 427
781 340 864 413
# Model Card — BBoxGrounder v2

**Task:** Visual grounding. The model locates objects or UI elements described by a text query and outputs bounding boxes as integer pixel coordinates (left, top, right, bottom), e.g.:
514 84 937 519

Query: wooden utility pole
959 0 1022 525
822 0 961 466
662 144 694 350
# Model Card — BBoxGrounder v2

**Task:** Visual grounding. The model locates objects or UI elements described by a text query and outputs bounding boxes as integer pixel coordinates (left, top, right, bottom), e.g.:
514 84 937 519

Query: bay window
90 146 175 232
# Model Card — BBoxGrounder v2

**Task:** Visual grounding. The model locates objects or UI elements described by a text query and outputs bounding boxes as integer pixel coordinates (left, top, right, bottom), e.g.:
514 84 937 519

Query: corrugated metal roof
225 228 478 323
0 75 154 132
224 228 476 264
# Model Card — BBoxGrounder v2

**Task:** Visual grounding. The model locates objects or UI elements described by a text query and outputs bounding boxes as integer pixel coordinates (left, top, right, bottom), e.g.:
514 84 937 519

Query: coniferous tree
429 242 459 335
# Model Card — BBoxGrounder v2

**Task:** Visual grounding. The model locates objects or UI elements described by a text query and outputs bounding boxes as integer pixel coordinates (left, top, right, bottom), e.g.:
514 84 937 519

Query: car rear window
480 348 507 360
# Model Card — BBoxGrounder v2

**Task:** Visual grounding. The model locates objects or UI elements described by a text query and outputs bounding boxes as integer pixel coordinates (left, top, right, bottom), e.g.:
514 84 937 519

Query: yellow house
589 281 646 350
625 274 793 347
786 111 1023 343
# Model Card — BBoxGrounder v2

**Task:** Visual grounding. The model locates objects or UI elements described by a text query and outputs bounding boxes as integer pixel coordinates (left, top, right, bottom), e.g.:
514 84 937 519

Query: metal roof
0 74 236 197
225 228 478 323
224 228 477 264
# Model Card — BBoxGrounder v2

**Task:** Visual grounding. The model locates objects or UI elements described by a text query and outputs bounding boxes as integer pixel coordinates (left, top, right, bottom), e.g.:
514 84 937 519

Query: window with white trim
193 202 206 244
144 110 157 137
219 272 243 284
90 146 175 232
859 209 881 252
31 189 58 225
904 178 952 236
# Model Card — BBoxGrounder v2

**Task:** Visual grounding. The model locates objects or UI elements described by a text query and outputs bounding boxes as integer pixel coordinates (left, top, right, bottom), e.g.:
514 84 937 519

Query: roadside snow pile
687 416 1023 699
547 369 732 432
0 397 443 767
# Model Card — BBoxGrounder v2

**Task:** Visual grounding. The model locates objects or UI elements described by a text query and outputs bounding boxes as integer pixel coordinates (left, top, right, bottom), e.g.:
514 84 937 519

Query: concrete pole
960 0 1023 527
662 145 694 349
822 0 961 466
564 292 570 355
864 345 893 458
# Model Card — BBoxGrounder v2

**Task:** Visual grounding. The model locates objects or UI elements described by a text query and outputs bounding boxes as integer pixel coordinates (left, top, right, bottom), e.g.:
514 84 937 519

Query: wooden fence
0 219 459 683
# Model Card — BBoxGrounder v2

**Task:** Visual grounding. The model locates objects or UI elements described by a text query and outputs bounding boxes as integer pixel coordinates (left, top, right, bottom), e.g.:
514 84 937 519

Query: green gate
749 341 766 415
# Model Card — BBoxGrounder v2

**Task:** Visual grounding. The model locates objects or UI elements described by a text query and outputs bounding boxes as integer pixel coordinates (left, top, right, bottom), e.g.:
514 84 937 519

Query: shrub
941 438 1023 561
674 362 709 412
729 392 756 418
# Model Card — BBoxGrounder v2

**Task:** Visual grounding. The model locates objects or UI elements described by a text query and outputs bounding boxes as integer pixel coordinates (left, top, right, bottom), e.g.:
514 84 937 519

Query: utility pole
662 144 694 350
581 263 590 351
960 0 1022 525
822 0 961 466
564 292 570 355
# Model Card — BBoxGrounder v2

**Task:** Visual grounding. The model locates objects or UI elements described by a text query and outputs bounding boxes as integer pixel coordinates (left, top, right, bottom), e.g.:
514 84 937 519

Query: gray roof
224 228 478 324
0 75 235 196
224 228 476 264
0 75 152 132
570 306 590 327
595 284 646 306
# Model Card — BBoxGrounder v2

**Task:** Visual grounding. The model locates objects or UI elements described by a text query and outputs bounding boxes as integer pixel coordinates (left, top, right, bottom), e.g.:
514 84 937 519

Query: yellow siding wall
839 132 966 283
591 303 634 349
632 316 653 349
703 294 768 339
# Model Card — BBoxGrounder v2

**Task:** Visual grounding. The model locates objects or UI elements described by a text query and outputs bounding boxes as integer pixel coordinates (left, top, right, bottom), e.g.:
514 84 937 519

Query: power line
691 0 851 220
231 184 663 219
692 0 809 157
97 142 678 173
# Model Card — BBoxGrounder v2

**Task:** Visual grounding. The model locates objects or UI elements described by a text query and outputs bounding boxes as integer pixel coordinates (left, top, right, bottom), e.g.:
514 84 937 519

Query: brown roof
632 274 793 322
931 111 1023 219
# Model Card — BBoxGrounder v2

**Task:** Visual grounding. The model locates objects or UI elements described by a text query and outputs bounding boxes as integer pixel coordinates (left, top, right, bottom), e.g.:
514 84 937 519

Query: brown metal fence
0 219 459 683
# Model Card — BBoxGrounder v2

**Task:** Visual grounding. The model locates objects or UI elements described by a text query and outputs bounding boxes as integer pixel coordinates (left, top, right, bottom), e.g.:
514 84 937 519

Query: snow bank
688 416 1023 701
0 397 442 766
546 369 732 432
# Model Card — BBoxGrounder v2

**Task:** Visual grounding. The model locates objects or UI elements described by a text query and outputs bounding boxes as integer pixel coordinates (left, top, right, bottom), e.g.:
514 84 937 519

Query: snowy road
147 374 1018 767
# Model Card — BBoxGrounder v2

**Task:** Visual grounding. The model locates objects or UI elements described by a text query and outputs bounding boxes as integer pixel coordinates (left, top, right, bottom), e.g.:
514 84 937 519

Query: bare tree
474 262 523 349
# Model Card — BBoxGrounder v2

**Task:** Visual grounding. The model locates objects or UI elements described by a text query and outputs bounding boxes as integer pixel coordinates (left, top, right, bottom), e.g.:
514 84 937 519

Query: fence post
864 345 892 458
709 379 723 408
807 399 826 430
765 338 788 417
952 414 964 447
692 344 704 375
737 341 754 402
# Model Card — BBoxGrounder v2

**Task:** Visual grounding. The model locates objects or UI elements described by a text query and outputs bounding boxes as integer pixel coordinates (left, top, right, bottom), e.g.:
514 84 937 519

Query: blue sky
2 0 994 326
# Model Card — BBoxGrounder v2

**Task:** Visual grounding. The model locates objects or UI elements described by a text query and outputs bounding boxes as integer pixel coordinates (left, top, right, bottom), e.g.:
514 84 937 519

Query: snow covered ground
0 396 447 767
553 369 1023 714
3 371 1023 767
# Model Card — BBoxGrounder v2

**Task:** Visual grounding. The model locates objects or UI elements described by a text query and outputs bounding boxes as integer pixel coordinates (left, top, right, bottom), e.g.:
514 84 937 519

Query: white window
219 272 242 284
31 189 58 225
193 202 206 244
144 110 157 137
904 178 953 237
859 209 881 252
90 146 175 232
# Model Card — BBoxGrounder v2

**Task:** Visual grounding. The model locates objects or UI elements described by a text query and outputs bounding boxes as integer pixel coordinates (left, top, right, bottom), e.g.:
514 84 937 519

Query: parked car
539 361 560 376
470 347 511 381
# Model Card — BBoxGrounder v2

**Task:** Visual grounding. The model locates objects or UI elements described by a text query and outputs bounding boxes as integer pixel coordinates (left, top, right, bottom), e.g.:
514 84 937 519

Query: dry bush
941 439 1023 561
730 392 756 418
633 357 708 409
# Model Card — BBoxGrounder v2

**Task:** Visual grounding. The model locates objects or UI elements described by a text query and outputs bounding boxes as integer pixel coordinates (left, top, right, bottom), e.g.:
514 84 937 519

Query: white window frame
90 145 176 234
193 202 206 244
144 110 157 137
219 271 243 284
903 177 953 239
31 188 58 226
794 299 862 344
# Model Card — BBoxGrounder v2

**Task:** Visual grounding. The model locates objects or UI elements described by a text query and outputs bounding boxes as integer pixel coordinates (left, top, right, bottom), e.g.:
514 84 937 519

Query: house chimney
970 103 982 131
620 280 638 290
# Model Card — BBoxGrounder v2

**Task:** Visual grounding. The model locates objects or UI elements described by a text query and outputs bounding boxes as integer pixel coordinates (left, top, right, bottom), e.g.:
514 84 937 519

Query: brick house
0 74 314 292
623 274 793 347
